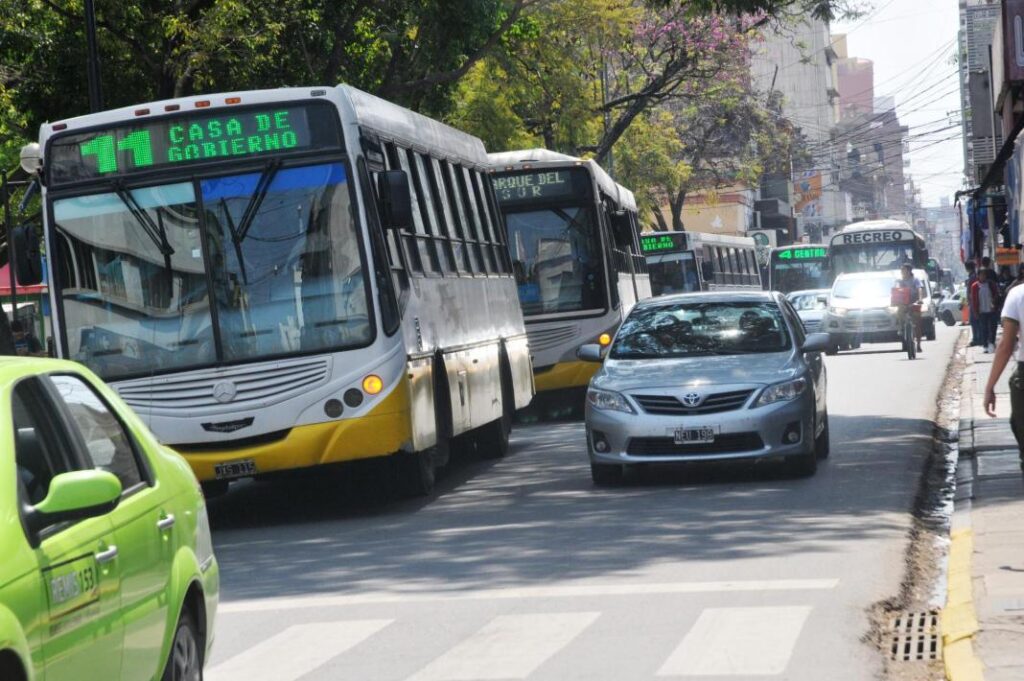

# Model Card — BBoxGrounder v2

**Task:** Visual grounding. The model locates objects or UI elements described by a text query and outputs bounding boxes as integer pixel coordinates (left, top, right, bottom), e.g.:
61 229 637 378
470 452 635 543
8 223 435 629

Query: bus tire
394 449 436 497
475 415 510 460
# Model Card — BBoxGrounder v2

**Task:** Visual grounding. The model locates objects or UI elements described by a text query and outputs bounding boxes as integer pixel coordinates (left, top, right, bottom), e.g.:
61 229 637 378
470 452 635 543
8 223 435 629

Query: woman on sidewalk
983 282 1024 475
972 268 1000 353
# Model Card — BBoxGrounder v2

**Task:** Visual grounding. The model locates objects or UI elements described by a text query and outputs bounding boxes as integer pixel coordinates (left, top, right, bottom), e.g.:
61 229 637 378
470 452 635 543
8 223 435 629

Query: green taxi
0 358 218 680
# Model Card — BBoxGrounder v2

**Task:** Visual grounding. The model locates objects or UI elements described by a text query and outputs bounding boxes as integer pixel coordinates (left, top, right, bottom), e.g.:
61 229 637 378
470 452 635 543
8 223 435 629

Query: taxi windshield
610 301 791 359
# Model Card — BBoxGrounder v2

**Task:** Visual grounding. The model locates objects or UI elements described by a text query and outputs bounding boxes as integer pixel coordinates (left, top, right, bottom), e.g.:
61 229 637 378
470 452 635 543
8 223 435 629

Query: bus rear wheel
474 413 510 460
394 449 436 497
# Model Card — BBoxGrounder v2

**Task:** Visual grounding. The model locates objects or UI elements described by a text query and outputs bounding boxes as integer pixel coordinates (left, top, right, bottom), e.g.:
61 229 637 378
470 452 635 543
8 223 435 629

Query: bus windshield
505 206 605 315
831 242 916 273
648 253 700 295
52 161 371 380
770 259 829 293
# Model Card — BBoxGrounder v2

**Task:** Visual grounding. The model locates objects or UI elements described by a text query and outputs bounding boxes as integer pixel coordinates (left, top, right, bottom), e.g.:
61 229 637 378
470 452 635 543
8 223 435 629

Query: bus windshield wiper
236 159 282 242
113 182 175 258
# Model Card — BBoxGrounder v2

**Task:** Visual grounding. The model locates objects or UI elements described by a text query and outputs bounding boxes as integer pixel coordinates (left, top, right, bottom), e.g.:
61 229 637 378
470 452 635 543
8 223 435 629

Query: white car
821 269 936 351
937 287 966 326
787 289 830 335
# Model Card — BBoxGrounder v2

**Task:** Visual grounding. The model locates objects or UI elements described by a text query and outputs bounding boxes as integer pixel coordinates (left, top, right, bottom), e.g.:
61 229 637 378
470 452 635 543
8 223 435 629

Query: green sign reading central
49 102 342 184
776 246 827 261
640 233 687 254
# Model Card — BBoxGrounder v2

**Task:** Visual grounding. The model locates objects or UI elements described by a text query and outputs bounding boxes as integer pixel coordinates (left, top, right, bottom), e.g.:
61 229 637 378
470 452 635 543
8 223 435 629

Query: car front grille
627 433 765 456
632 390 754 416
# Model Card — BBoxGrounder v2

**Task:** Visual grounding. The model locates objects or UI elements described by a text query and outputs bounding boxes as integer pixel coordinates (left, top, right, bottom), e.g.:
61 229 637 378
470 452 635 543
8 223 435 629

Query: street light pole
84 0 103 112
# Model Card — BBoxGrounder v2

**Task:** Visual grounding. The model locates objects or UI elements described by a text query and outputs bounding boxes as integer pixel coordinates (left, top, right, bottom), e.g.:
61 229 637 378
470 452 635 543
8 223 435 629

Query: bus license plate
214 459 257 480
673 426 717 445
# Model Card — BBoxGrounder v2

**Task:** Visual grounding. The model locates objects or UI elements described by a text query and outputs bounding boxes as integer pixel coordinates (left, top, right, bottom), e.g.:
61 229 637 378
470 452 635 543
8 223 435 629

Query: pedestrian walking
972 268 1000 352
965 260 981 346
984 282 1024 475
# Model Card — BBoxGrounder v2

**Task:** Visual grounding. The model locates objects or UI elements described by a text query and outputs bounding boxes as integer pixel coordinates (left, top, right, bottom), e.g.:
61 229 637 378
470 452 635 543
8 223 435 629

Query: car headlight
754 377 807 407
587 388 635 414
828 306 848 317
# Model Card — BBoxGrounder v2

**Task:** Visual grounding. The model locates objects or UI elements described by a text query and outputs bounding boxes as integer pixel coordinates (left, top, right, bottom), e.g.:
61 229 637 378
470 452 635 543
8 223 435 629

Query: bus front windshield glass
505 206 605 315
648 254 700 295
771 260 829 293
52 161 370 380
831 242 916 273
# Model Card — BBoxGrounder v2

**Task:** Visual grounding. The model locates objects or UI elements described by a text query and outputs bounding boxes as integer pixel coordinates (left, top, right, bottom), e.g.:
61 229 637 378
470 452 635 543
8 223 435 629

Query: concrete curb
941 344 985 681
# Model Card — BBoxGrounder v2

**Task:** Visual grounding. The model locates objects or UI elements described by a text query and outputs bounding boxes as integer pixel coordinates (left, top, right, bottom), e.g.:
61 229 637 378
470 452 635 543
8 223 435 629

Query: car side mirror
577 344 604 362
12 224 43 286
26 470 121 537
801 332 831 354
378 170 413 230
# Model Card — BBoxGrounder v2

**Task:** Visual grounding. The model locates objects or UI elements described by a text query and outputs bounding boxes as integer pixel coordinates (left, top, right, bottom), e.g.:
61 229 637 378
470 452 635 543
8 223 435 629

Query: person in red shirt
971 268 1001 352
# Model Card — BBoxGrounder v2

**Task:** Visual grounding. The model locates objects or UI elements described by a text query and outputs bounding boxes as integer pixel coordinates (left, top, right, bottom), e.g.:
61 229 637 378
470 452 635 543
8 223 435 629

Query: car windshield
832 275 896 300
505 206 606 315
51 161 371 380
610 301 791 359
789 292 828 311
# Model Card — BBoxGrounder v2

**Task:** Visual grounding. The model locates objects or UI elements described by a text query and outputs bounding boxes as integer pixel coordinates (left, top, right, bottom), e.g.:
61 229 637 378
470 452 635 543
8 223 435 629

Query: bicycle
897 303 921 360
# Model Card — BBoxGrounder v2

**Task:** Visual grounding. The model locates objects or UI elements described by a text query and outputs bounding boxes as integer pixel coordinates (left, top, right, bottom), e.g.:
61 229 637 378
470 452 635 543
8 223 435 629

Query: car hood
593 351 800 391
831 296 890 310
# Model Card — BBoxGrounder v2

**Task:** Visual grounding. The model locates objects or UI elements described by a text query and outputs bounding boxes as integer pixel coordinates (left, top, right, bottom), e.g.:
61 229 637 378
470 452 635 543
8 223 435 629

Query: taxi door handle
156 514 176 531
96 546 119 564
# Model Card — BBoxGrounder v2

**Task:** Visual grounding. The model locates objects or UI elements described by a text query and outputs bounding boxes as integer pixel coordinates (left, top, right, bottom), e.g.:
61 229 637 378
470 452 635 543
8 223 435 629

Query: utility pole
84 0 103 112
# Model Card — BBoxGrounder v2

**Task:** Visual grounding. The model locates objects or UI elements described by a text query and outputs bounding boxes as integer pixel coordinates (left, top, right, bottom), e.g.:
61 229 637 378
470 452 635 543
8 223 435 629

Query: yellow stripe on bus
180 378 412 481
533 361 600 393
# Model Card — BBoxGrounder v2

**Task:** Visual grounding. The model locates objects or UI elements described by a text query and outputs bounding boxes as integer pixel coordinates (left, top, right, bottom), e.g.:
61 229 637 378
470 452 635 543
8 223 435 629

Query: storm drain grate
889 611 941 661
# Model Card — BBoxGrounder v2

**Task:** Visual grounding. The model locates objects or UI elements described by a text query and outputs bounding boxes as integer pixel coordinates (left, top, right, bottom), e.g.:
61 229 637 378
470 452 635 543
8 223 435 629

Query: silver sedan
578 291 830 484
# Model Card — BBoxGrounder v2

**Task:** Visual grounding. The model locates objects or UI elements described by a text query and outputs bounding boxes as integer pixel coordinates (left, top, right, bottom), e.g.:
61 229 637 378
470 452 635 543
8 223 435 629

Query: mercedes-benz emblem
212 380 238 404
681 392 702 407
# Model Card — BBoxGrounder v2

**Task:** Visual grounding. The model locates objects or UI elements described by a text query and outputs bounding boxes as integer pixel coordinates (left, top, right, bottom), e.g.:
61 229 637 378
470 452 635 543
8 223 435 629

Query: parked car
937 287 966 326
578 291 830 484
787 289 831 334
0 358 218 681
821 269 937 351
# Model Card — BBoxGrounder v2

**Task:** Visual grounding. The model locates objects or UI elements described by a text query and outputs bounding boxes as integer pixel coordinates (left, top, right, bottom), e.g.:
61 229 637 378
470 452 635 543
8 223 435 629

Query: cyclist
892 263 923 353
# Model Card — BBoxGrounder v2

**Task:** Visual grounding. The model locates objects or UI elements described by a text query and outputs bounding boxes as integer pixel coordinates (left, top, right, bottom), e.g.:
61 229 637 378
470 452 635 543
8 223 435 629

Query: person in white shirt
984 282 1024 474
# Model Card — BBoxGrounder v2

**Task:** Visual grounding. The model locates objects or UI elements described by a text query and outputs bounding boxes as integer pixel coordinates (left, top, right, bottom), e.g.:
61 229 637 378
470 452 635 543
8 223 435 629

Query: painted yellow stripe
179 378 412 481
533 361 599 393
941 528 985 681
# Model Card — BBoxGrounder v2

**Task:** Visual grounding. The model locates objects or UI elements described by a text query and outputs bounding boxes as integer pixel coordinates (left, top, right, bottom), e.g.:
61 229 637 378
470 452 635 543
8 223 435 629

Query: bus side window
439 160 474 275
382 142 424 275
358 158 404 332
458 166 493 274
449 164 485 274
398 147 441 275
411 152 455 274
428 157 467 275
469 171 502 274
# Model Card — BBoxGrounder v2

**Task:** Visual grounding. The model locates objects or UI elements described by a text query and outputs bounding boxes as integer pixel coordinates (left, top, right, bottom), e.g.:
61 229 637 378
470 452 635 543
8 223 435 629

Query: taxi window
49 375 146 492
13 379 75 506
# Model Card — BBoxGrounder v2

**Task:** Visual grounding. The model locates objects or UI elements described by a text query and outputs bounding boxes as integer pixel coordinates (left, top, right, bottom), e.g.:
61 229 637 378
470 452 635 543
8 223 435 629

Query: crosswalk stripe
407 612 600 680
657 606 812 676
219 579 838 613
207 619 392 681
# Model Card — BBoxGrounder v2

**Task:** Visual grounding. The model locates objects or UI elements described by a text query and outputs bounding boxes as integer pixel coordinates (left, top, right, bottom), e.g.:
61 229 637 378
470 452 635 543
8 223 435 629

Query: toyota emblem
212 380 238 403
681 392 702 407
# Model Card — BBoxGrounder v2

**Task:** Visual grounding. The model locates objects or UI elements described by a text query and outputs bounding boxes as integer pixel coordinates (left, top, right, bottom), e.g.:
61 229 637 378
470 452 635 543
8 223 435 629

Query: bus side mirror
12 224 43 286
610 211 633 245
701 260 715 282
378 170 413 230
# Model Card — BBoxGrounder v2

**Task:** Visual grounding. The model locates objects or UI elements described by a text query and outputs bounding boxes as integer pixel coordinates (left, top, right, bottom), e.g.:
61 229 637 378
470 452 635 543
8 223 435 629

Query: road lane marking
657 606 812 676
407 612 600 680
219 579 838 613
207 619 392 681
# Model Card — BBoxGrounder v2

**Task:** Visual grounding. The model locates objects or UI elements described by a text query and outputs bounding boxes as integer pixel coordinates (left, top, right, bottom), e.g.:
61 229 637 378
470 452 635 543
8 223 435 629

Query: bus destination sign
493 169 586 205
777 246 826 261
48 103 341 184
640 233 687 254
833 229 915 246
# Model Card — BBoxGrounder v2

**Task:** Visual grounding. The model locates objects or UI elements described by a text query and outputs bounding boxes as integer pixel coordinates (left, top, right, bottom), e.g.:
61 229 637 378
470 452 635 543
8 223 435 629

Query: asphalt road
204 325 962 681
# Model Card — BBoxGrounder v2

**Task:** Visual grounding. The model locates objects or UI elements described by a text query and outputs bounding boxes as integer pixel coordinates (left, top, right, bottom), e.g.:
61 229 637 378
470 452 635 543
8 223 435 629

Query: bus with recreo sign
489 149 650 399
15 84 534 497
828 219 928 277
768 245 830 294
640 230 762 296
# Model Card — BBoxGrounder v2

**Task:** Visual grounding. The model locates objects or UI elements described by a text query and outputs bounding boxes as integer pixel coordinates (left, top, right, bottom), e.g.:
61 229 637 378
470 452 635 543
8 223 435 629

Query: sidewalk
948 343 1024 681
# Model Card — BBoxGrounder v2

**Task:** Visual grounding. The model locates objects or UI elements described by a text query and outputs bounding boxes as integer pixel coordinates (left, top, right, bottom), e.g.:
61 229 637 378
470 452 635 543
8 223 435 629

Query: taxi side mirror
26 470 122 538
577 344 604 362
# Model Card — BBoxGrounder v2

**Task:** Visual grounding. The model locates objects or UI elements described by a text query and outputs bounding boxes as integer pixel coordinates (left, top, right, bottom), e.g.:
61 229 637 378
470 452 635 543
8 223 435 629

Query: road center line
219 578 839 613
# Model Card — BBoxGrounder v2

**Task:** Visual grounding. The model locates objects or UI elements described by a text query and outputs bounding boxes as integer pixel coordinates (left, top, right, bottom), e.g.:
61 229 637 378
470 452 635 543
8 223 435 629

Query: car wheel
590 463 624 486
474 413 510 460
941 310 956 327
815 412 830 460
162 610 202 681
394 449 436 497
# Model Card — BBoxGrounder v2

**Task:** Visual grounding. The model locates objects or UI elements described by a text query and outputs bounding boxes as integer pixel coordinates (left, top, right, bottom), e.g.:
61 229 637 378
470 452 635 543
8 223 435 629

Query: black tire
787 446 818 477
394 449 436 497
162 610 202 681
925 318 936 341
815 412 830 460
941 310 956 327
590 463 624 486
825 345 838 356
475 413 510 460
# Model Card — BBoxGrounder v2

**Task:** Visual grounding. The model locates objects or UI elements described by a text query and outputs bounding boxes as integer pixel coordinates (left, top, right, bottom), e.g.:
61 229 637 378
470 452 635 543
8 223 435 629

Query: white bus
16 84 533 496
641 231 762 295
828 219 928 276
488 150 650 398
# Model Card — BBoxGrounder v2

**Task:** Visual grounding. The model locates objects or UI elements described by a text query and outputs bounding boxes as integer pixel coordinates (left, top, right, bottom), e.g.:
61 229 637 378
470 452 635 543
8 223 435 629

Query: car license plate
214 459 257 480
673 426 717 445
